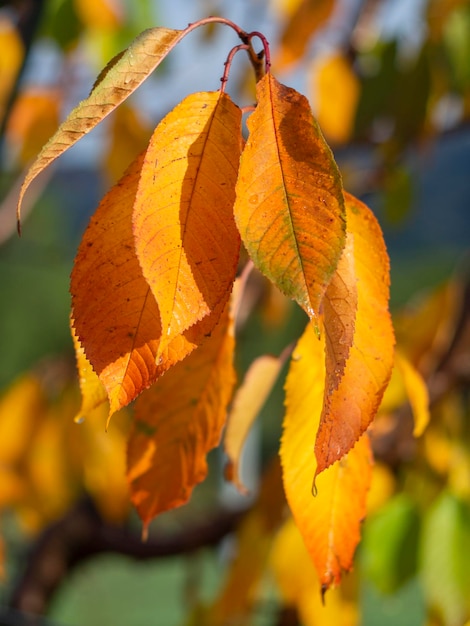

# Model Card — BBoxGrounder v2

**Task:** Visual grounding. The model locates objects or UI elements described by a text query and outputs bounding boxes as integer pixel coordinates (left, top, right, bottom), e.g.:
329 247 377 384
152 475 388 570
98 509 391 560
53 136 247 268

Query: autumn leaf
127 302 236 531
322 234 357 394
281 321 373 590
394 350 430 437
70 318 108 422
275 0 335 69
224 349 290 492
17 26 186 221
133 91 242 350
270 517 359 625
71 151 227 416
312 52 360 144
315 192 395 473
234 74 345 326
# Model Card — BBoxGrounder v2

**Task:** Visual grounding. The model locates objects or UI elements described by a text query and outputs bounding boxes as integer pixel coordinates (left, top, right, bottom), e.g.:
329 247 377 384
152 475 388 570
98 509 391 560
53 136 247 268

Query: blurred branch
3 497 247 620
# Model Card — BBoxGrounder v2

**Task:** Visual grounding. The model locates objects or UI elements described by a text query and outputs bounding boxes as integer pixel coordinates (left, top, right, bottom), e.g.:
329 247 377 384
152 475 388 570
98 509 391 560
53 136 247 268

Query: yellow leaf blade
17 26 184 219
224 352 287 492
234 74 345 323
395 350 430 437
133 91 242 348
127 304 236 529
315 193 395 473
281 322 373 590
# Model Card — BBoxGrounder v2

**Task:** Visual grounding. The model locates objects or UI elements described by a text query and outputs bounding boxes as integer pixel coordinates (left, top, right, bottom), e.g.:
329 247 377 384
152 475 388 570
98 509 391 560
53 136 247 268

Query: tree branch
4 497 247 619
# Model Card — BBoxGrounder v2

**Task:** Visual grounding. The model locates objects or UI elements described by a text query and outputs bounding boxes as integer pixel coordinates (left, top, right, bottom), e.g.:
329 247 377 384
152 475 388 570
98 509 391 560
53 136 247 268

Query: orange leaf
281 322 373 590
127 303 236 530
234 74 345 325
224 350 289 492
133 91 242 350
323 233 357 395
71 152 224 416
315 193 395 473
17 26 185 220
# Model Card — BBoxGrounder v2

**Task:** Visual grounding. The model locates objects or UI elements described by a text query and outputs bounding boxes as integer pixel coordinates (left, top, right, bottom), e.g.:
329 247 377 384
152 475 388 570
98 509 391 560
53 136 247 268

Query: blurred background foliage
0 0 469 625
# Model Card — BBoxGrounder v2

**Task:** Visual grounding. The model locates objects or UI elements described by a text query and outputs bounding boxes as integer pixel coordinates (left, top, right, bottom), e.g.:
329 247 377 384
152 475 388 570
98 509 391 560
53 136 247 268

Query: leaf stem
220 44 250 93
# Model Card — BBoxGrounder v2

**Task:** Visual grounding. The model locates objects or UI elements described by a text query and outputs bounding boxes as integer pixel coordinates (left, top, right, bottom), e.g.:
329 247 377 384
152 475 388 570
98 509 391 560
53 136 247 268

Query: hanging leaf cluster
17 18 395 593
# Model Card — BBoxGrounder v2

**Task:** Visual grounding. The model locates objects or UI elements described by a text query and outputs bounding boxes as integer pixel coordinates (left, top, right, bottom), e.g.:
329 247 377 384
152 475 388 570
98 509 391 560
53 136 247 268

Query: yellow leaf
104 103 151 182
224 351 287 492
74 0 123 30
270 517 359 626
281 322 373 591
274 0 336 69
394 350 430 437
79 404 130 523
312 53 360 144
0 16 24 122
127 303 236 530
71 317 108 422
315 193 394 473
133 91 242 351
0 374 45 465
17 26 185 220
234 74 346 326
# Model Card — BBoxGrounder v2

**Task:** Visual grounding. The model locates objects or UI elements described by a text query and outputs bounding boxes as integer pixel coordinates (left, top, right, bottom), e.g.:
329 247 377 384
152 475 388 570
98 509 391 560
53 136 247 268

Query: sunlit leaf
323 234 357 395
315 193 394 473
74 0 123 30
127 303 236 530
275 0 335 69
270 517 359 625
224 350 289 492
71 152 225 416
104 103 151 182
133 91 242 350
17 26 185 219
394 350 430 436
281 322 373 590
0 15 24 122
71 318 108 422
78 404 131 523
234 74 345 325
313 52 360 144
